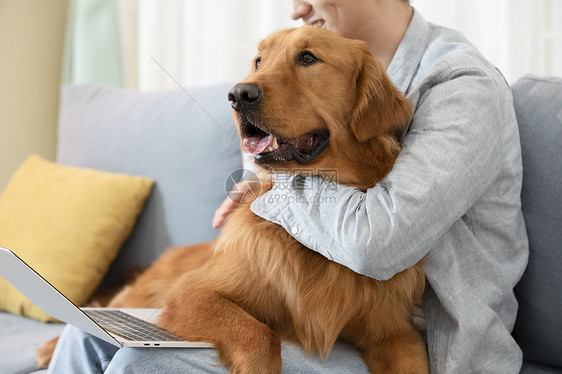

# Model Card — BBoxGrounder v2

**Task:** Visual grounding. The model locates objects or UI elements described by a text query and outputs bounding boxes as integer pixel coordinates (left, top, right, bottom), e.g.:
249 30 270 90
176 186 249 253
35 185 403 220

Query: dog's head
229 26 412 188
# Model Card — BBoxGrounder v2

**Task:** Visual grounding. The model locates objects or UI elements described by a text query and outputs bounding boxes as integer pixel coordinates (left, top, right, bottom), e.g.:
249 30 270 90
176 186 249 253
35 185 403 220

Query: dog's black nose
228 83 262 112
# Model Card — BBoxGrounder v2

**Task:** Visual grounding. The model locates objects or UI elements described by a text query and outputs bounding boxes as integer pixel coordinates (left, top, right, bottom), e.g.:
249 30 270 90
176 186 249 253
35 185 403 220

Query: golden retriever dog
40 26 429 373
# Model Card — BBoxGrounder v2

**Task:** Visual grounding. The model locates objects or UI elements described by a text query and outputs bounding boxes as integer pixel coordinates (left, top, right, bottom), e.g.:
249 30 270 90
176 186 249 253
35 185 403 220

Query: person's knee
49 325 118 374
107 347 225 373
60 324 89 341
106 347 144 373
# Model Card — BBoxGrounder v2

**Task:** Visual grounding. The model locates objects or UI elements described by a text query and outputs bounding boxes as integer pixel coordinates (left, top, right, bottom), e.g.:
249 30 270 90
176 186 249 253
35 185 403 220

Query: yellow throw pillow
0 155 154 322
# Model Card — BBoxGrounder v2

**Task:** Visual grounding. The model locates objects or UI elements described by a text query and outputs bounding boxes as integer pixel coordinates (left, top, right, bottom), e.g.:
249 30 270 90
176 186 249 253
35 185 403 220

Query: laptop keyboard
84 309 182 342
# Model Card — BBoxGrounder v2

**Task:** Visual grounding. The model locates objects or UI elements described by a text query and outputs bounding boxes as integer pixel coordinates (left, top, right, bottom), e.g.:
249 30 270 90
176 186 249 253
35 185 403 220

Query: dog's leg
361 327 429 374
36 336 59 368
158 287 282 374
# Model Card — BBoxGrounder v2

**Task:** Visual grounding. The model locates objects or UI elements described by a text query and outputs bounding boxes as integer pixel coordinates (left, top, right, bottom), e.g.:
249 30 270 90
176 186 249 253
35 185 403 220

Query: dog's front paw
221 330 282 374
219 324 282 374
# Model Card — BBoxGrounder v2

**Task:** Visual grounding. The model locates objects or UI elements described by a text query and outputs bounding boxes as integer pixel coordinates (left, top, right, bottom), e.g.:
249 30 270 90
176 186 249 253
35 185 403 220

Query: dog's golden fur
39 27 429 373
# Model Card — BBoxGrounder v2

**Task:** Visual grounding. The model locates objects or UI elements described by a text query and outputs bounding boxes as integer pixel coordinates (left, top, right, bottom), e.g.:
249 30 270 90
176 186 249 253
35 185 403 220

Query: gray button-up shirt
251 9 529 374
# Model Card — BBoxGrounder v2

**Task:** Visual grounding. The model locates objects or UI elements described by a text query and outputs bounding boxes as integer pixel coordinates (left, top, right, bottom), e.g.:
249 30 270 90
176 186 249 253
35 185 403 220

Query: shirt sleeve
250 69 506 280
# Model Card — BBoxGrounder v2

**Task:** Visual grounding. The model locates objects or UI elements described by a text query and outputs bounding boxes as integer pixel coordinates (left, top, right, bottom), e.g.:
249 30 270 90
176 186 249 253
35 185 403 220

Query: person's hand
212 176 266 229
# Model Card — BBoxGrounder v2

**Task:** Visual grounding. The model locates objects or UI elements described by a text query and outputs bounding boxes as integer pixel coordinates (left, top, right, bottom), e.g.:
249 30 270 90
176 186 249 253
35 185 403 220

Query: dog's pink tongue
243 134 274 155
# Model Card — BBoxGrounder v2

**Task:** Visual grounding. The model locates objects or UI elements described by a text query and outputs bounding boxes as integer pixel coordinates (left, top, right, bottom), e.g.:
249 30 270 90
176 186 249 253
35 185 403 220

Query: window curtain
63 0 561 90
116 0 298 91
413 0 562 83
63 0 123 86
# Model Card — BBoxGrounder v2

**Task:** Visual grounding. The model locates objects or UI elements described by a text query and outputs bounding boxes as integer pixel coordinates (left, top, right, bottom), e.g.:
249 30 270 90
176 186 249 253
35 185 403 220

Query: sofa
0 75 560 373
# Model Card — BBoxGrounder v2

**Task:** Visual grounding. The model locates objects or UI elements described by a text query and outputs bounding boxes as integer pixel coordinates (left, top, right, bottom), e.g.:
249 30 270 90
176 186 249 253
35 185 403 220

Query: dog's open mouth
240 121 329 164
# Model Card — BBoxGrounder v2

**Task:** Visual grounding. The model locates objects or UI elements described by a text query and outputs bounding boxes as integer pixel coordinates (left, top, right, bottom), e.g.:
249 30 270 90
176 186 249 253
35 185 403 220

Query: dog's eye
255 57 261 70
297 52 318 66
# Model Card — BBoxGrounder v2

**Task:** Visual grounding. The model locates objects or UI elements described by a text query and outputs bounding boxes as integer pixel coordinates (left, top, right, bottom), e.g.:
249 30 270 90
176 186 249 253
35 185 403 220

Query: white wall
0 0 68 190
124 0 561 89
412 0 562 83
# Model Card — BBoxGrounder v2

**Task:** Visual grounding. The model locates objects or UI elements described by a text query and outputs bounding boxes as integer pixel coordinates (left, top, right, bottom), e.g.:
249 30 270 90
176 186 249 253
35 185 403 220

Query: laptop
0 246 213 348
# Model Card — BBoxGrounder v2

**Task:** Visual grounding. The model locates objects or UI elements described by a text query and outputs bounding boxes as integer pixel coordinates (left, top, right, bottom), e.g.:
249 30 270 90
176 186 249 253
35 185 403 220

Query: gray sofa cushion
521 361 562 374
512 76 562 369
0 312 64 374
57 83 242 287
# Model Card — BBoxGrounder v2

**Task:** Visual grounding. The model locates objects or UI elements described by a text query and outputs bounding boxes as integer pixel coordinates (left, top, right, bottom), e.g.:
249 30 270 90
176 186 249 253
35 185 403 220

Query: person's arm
251 70 506 280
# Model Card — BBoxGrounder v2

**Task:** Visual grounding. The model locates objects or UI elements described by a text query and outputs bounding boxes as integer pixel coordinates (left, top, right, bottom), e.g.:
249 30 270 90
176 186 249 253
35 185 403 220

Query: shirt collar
387 8 430 94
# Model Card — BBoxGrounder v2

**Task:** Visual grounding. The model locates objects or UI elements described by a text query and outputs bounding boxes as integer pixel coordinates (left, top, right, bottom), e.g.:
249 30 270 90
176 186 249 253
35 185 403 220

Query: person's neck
365 4 413 69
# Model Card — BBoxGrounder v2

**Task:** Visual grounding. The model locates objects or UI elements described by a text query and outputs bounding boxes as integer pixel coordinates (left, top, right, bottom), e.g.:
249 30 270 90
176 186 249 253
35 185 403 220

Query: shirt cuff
250 174 345 263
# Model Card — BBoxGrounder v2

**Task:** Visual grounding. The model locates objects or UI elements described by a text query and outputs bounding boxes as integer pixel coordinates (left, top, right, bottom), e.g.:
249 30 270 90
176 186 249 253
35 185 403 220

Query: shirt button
291 227 299 235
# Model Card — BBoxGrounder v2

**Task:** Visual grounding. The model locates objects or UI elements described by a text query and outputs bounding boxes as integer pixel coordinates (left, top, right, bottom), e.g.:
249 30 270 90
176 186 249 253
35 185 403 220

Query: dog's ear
349 46 412 142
